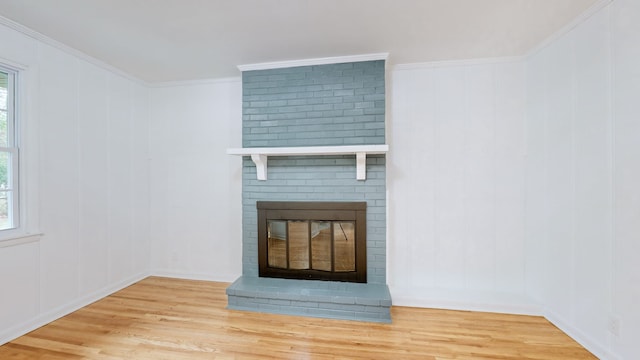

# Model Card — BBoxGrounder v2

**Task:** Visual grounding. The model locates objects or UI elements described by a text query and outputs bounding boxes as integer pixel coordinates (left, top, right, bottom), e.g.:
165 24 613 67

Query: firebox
257 201 367 283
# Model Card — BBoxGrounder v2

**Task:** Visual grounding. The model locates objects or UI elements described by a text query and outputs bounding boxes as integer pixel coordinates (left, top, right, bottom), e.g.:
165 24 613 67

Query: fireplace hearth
258 201 367 283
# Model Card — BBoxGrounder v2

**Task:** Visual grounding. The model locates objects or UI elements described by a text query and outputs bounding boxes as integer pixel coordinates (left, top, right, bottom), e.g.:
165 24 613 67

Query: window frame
0 64 21 237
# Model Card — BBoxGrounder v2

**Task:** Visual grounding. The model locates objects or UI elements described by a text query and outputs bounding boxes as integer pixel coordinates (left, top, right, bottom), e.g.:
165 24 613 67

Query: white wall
387 60 530 313
611 1 640 358
0 23 150 344
526 1 639 358
525 7 612 356
148 80 242 282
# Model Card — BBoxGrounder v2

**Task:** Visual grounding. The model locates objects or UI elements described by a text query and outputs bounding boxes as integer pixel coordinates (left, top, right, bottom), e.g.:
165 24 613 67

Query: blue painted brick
243 61 385 148
258 303 284 312
291 300 318 308
240 60 387 285
268 299 292 306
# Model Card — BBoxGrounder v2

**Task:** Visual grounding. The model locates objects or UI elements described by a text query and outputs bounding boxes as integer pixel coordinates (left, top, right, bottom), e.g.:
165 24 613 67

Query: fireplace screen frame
257 201 367 283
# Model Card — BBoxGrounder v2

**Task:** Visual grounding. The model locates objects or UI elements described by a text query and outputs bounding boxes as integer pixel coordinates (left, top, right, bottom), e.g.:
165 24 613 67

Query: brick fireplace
226 55 391 322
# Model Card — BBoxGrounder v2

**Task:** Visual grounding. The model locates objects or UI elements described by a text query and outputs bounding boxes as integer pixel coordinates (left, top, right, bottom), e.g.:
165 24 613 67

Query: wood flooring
0 277 596 359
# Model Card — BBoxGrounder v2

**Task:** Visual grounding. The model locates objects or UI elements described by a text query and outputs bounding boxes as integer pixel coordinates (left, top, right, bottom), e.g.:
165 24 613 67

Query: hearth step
226 276 392 323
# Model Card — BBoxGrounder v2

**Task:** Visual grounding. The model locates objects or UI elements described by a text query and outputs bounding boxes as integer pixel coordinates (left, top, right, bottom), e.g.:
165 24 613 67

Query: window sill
0 232 43 248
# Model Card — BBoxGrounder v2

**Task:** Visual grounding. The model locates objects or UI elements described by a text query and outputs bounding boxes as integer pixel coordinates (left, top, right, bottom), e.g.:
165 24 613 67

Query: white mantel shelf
227 144 389 181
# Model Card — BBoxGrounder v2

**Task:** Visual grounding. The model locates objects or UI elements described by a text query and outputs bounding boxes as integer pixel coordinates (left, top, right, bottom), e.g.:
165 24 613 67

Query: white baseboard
543 308 620 360
0 271 149 346
151 269 238 284
389 286 541 316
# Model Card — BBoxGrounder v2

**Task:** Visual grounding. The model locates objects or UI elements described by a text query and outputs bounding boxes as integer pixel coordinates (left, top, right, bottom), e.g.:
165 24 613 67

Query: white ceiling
0 0 598 83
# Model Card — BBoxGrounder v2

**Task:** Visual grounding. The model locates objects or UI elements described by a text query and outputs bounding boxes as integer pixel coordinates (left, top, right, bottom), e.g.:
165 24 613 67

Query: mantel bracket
356 152 367 180
251 154 268 180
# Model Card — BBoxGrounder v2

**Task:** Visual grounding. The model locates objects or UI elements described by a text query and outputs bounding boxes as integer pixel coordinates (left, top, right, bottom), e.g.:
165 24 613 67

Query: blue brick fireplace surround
226 59 392 322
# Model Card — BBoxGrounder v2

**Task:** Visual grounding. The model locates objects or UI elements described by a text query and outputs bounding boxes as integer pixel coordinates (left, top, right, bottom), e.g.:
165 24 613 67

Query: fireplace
227 56 391 323
257 201 367 283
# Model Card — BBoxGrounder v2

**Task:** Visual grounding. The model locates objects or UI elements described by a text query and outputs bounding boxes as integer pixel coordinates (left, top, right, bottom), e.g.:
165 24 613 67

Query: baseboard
543 308 620 360
389 286 541 316
151 269 239 284
0 271 150 346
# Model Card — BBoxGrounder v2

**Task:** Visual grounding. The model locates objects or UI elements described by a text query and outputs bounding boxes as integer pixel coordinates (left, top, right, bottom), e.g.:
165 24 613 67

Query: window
0 66 19 231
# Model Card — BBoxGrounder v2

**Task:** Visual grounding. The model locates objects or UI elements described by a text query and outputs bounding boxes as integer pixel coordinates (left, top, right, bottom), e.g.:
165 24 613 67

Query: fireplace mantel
227 144 388 181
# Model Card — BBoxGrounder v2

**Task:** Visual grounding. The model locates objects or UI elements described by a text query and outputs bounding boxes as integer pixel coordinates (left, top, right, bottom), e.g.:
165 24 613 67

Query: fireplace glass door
267 220 356 273
258 201 366 283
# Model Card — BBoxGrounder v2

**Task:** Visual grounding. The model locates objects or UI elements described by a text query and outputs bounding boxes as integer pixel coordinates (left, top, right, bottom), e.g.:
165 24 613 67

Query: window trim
0 61 30 242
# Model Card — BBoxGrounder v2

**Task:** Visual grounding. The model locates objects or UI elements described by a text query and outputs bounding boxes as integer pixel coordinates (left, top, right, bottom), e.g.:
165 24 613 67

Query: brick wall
242 60 385 147
241 60 387 284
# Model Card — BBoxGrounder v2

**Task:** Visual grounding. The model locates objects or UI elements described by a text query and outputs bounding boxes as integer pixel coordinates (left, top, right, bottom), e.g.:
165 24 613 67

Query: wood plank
0 277 596 359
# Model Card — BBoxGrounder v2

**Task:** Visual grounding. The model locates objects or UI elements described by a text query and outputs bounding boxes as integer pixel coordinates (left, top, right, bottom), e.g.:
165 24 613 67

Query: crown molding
238 53 389 72
393 56 524 71
0 14 146 86
149 76 241 88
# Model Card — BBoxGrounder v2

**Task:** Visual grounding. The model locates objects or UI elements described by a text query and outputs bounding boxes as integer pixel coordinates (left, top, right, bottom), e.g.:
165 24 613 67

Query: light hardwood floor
0 277 596 359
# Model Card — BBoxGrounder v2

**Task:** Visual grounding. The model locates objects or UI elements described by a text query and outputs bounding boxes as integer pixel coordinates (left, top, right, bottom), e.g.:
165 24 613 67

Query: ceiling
0 0 599 83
